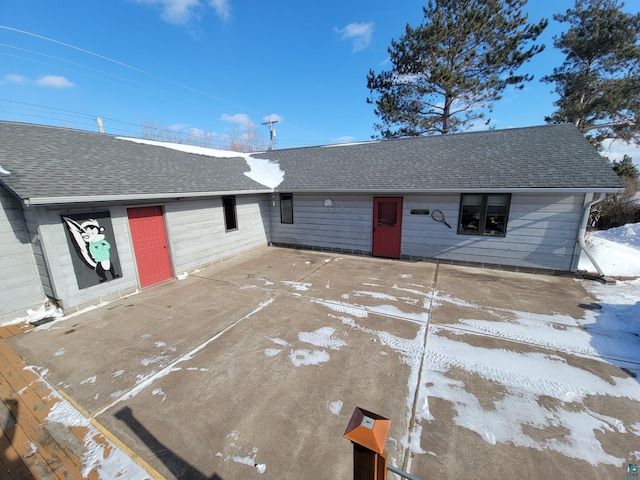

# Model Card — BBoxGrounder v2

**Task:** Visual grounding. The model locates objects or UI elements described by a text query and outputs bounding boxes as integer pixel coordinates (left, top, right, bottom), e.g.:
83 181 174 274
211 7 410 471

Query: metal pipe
388 464 421 480
576 192 606 277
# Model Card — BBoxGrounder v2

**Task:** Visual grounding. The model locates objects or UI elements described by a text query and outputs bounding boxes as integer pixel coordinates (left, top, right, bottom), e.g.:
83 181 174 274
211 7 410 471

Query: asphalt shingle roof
0 122 267 204
254 123 623 192
0 121 623 205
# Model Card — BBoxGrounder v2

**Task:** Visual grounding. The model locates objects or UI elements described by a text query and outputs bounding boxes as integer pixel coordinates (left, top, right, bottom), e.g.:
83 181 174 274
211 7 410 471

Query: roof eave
19 186 625 206
22 189 273 206
275 187 624 194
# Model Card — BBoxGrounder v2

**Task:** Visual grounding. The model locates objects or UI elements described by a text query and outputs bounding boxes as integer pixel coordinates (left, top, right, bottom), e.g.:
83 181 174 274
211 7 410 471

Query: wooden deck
0 323 118 480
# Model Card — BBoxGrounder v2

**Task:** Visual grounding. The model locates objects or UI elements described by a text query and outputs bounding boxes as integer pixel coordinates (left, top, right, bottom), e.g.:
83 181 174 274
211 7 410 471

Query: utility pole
262 118 278 150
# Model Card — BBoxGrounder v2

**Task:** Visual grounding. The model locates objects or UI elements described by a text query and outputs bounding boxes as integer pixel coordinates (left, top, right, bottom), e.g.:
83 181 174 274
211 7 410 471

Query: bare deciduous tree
140 121 266 152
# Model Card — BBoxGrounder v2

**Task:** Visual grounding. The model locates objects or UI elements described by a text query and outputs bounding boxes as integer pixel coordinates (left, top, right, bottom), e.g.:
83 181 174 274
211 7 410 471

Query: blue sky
0 0 638 162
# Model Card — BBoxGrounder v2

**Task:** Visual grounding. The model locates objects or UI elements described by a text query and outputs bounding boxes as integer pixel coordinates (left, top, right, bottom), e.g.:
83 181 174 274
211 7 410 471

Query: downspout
576 192 606 277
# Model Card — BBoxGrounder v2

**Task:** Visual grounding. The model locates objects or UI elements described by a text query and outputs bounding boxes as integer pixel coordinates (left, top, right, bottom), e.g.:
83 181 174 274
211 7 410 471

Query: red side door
127 206 172 288
372 197 403 259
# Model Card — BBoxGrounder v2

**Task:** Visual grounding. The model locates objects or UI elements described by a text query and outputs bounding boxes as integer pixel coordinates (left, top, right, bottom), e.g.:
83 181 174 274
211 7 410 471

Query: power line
0 26 269 118
0 99 330 149
262 118 278 150
0 27 356 149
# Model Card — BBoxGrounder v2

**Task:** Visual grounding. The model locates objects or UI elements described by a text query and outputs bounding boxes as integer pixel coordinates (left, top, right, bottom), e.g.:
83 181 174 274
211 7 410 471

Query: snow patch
321 140 380 148
329 400 343 415
579 236 640 276
140 354 168 366
2 301 64 327
267 337 290 346
117 137 245 158
152 388 167 401
243 156 284 189
281 281 311 291
312 299 368 318
590 223 640 248
298 327 346 350
353 290 398 301
31 371 150 479
289 349 330 366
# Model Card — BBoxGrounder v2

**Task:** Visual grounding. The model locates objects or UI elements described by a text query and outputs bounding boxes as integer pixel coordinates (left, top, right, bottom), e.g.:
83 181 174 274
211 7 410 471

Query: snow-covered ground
578 223 640 277
407 222 640 471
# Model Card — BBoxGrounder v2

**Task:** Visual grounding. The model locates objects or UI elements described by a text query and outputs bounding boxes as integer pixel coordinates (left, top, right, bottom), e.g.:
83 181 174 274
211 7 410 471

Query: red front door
372 197 403 259
127 206 172 288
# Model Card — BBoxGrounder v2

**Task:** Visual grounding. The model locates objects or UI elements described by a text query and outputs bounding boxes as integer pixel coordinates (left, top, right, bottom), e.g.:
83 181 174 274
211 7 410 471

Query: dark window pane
223 196 237 231
280 193 293 224
460 195 482 233
484 195 509 235
378 202 397 226
458 194 510 237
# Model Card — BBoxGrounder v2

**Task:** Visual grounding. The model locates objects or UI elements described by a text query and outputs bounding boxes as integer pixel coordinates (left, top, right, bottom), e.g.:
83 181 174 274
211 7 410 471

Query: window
377 201 397 226
222 196 237 231
280 193 293 224
458 194 510 236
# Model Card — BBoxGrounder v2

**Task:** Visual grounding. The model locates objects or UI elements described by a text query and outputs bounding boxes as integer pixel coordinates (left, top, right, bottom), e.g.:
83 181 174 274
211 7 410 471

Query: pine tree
612 155 639 180
366 0 547 138
542 0 640 149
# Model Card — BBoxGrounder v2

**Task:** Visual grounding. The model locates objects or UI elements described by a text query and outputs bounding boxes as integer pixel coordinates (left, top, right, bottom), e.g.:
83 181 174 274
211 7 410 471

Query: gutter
22 189 273 206
17 186 624 206
575 192 607 277
278 187 623 195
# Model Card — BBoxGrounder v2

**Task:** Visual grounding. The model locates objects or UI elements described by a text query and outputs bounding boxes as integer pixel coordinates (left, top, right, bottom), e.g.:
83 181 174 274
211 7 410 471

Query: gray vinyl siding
403 194 584 270
22 207 53 297
21 196 269 313
35 205 138 311
0 187 44 321
166 194 270 273
3 190 587 317
270 193 584 272
269 194 373 254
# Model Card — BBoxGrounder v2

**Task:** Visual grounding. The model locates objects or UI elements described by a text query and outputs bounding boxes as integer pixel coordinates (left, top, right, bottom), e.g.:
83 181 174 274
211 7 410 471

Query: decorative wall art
62 212 121 289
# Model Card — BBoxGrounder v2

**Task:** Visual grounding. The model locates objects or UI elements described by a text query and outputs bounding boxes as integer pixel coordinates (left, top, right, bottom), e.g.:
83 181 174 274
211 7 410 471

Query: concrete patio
4 247 639 479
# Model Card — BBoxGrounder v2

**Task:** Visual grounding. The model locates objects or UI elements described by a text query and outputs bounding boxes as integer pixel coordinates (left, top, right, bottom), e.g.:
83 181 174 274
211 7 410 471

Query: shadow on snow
580 299 640 382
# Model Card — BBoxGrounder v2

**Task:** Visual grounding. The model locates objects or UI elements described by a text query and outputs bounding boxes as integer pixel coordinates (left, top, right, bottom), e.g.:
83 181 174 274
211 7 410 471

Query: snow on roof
0 165 11 175
117 136 284 190
116 136 246 158
243 156 284 189
320 140 381 148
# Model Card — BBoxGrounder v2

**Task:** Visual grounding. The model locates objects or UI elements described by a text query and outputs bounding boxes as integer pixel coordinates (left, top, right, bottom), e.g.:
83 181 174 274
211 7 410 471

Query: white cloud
135 0 230 24
262 114 283 124
135 0 201 25
3 74 27 84
35 75 75 88
221 113 254 127
187 127 207 138
335 136 355 144
336 22 374 52
209 0 231 21
166 123 184 130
